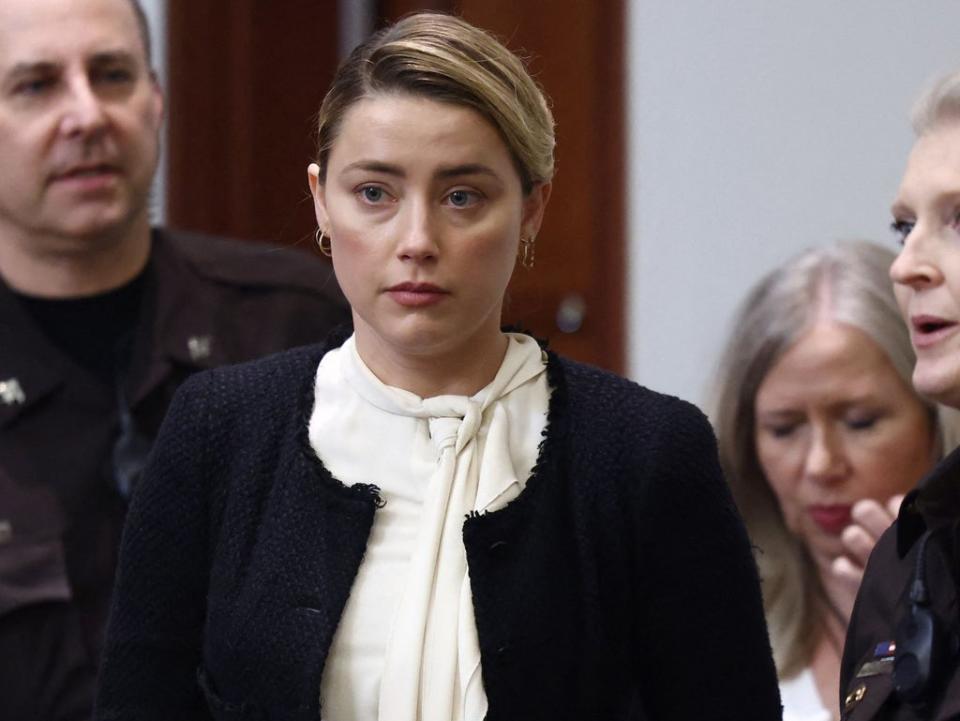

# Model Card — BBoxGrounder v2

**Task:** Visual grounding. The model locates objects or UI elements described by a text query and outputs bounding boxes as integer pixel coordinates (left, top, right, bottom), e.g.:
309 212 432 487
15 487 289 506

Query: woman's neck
809 598 845 721
353 324 510 398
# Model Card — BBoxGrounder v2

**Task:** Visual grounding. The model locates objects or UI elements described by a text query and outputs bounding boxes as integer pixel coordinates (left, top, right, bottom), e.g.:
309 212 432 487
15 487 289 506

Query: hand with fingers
831 495 905 618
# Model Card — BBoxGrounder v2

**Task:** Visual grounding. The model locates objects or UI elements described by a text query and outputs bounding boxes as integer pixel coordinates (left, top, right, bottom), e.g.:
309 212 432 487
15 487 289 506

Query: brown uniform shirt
0 228 349 720
840 449 960 721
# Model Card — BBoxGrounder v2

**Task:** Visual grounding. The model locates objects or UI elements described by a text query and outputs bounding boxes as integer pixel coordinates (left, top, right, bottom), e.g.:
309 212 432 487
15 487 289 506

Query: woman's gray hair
912 69 960 136
709 239 960 678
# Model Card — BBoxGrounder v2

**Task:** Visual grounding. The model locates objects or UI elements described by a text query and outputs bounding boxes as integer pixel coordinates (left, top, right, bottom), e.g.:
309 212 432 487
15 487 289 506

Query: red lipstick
808 504 853 535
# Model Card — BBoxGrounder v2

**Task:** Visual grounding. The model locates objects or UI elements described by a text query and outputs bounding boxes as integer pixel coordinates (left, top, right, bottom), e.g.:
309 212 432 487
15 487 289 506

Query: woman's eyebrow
434 163 497 180
340 161 497 179
341 160 404 176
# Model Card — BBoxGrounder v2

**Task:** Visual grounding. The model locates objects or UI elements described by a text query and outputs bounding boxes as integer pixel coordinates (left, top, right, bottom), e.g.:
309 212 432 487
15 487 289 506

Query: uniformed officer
839 71 960 720
0 0 348 717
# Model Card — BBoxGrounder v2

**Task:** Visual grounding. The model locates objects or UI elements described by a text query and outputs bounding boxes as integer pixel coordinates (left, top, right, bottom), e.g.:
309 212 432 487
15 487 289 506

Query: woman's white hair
709 239 960 678
912 69 960 136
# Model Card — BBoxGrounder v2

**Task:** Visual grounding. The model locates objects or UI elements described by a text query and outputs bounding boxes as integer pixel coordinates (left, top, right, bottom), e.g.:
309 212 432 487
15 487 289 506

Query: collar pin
0 378 25 406
187 335 213 362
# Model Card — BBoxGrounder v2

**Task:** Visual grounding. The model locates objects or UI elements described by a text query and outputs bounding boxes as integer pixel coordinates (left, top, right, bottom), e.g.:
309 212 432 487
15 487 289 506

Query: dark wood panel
166 1 340 252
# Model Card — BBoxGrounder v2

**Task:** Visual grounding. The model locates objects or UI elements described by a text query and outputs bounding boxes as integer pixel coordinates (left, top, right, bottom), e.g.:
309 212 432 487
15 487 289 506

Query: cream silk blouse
309 333 550 721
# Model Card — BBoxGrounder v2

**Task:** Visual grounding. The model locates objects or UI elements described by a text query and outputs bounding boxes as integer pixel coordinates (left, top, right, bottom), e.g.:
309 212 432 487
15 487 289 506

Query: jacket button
488 540 508 558
0 520 11 545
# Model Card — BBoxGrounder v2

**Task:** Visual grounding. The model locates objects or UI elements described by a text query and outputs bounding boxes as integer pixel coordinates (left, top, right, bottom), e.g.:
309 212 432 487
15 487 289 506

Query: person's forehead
757 323 896 403
332 95 512 167
894 124 960 209
917 121 960 170
0 0 145 71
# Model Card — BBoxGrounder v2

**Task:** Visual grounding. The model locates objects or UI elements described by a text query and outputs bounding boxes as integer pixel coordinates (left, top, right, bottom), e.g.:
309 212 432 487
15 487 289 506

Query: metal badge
0 378 25 405
844 683 867 712
856 657 894 678
187 335 213 362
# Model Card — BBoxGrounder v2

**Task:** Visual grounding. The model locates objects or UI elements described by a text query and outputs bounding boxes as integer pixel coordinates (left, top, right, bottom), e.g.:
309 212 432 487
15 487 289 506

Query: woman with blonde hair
712 240 956 720
840 69 960 720
94 11 780 721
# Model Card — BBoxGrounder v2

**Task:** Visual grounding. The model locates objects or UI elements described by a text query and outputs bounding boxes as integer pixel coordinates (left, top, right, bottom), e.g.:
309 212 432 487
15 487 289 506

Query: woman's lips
808 504 853 535
385 282 450 308
911 315 959 349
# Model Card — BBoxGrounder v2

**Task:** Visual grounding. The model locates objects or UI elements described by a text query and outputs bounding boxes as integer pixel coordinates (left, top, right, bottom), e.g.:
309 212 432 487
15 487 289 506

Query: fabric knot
428 416 461 456
423 399 483 458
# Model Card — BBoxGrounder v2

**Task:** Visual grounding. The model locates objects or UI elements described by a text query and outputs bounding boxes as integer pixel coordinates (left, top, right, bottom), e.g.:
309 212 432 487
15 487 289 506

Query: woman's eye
764 424 796 439
846 416 878 431
446 189 480 208
359 186 386 204
890 219 915 245
950 210 960 232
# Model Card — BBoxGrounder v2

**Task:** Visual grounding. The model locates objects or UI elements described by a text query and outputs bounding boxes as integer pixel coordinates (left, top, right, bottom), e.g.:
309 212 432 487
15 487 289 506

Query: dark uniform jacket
0 228 349 721
840 446 960 720
95 333 783 721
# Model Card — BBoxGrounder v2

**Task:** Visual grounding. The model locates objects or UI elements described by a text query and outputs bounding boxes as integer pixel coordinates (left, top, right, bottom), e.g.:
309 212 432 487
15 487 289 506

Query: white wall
139 0 167 224
627 2 960 407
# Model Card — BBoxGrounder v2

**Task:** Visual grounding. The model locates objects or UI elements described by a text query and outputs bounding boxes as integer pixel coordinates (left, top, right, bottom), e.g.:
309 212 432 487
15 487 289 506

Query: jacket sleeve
630 402 783 721
94 372 216 720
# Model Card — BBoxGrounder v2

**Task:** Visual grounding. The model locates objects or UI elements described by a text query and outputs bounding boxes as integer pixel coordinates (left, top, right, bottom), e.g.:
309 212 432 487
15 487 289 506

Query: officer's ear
307 163 329 229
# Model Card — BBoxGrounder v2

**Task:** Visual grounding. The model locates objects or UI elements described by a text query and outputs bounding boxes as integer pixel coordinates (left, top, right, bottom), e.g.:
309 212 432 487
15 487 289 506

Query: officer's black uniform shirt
14 272 144 386
0 228 350 721
840 448 960 720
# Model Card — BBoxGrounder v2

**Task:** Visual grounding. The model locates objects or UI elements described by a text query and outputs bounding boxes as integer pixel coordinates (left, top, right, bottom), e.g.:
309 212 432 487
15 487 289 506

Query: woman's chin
912 366 960 410
804 534 846 572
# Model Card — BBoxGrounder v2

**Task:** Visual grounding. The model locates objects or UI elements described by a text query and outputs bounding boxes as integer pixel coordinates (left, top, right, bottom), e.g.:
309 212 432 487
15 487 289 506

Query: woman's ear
521 182 552 240
307 163 328 228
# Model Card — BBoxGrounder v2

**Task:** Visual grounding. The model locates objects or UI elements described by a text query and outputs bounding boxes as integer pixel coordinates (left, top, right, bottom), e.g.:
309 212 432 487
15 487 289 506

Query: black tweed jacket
95 333 782 721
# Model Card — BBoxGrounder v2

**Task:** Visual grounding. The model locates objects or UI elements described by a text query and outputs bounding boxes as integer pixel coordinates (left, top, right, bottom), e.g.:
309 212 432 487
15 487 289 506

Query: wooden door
166 1 624 371
165 1 341 248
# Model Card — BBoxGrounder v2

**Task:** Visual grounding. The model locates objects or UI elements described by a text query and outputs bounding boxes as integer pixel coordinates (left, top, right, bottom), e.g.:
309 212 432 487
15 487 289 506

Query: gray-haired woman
712 240 957 720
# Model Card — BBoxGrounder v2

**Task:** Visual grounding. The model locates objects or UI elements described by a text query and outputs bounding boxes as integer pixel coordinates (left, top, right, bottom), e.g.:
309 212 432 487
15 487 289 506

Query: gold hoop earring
519 235 535 269
315 228 332 257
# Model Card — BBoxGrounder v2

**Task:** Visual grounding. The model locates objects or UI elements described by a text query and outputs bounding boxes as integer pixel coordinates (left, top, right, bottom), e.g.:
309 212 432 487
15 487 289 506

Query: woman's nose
890 224 943 290
396 204 439 262
803 429 846 484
